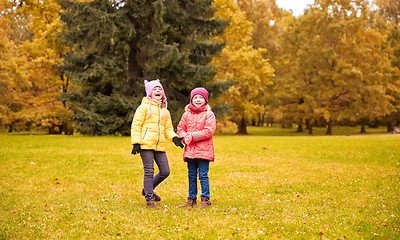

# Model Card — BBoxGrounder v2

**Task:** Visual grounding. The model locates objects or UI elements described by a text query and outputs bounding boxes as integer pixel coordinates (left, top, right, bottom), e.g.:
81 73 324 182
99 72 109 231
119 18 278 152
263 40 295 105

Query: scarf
188 104 207 113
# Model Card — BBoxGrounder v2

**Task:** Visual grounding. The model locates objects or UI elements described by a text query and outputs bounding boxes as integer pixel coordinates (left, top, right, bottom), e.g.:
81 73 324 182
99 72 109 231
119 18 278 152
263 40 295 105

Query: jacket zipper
143 128 148 140
156 105 160 151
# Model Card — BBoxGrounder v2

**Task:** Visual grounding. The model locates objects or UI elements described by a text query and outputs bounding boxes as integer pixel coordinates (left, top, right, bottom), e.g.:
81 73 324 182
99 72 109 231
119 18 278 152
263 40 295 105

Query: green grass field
246 125 389 136
0 128 399 239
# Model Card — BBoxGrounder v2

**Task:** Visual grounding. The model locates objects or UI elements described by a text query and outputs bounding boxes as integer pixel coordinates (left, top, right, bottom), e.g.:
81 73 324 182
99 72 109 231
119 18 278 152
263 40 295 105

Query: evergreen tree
60 0 225 135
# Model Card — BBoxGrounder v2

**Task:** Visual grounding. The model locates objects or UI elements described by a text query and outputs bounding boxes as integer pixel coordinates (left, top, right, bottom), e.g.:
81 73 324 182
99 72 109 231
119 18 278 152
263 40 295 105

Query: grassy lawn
0 130 399 239
246 125 390 136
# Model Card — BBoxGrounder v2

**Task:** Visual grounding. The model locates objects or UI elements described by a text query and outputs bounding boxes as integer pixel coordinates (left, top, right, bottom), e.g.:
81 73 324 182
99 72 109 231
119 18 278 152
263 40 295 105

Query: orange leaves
211 0 274 124
0 0 71 132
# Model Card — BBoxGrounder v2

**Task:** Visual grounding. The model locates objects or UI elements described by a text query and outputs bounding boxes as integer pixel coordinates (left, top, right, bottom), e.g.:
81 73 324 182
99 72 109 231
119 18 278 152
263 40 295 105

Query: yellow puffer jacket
131 97 178 152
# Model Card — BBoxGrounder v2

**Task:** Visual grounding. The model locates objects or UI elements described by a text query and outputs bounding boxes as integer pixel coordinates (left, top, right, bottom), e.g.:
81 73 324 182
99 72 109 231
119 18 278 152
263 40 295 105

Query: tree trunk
325 118 333 135
281 118 292 128
297 122 303 132
61 74 69 99
360 120 367 134
306 119 313 135
127 40 142 94
261 112 265 127
49 123 57 134
8 123 13 133
257 112 264 126
372 118 379 128
62 122 74 135
387 120 395 133
236 117 247 135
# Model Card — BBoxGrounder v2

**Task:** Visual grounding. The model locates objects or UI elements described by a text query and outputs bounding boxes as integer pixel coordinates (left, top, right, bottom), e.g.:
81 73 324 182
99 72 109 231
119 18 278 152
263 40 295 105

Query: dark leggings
140 150 170 202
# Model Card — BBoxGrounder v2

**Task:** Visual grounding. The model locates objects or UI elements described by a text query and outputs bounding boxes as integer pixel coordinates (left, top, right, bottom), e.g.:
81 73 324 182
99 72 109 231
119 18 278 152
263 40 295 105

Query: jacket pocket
142 128 148 140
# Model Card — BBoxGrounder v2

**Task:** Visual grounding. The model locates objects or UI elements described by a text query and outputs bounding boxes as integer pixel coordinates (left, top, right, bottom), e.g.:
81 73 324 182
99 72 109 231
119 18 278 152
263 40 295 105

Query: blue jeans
187 158 210 199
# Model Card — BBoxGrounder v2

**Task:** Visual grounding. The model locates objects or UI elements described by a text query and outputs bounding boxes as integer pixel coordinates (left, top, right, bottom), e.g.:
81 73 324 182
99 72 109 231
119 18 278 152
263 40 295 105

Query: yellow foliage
215 118 238 134
211 0 274 118
0 0 72 131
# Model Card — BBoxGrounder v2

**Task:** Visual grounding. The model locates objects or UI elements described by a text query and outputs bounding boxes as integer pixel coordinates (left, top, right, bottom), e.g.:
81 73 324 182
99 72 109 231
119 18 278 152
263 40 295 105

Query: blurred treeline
0 0 399 135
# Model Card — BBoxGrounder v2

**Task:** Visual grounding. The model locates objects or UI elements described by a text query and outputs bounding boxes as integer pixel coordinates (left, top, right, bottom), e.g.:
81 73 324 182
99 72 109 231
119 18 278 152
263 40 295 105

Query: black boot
142 189 161 201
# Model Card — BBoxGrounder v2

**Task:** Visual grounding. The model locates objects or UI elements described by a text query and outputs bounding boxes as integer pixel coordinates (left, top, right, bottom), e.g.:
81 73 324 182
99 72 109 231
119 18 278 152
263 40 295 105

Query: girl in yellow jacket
131 79 183 208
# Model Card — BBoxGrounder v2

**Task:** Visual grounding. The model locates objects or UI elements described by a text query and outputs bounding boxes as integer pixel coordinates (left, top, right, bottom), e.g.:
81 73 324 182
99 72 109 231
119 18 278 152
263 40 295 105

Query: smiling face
192 94 206 108
150 86 163 101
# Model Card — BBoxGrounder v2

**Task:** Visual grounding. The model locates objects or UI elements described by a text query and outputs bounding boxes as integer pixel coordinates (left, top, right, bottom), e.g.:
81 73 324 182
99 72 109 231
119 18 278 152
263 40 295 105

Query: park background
1 0 400 135
1 0 400 239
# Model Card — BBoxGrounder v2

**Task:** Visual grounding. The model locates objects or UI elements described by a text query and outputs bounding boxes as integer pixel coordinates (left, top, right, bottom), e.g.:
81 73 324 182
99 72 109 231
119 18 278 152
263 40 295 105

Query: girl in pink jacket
177 87 216 208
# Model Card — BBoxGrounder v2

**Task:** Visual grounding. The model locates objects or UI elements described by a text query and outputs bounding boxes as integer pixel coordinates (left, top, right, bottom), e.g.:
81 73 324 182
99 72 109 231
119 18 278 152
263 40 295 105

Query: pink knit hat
144 79 166 100
144 79 167 117
190 87 209 104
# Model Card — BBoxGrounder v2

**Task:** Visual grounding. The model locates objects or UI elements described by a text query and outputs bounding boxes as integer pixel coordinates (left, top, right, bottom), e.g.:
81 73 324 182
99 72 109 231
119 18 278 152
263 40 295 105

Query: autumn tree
0 0 26 131
0 0 33 132
376 0 400 132
21 0 73 134
211 0 274 134
237 0 291 128
277 0 394 135
237 0 285 62
0 0 73 134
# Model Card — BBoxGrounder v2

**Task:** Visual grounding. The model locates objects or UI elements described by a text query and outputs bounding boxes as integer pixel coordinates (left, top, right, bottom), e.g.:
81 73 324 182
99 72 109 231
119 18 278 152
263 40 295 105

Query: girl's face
192 94 206 108
151 87 163 101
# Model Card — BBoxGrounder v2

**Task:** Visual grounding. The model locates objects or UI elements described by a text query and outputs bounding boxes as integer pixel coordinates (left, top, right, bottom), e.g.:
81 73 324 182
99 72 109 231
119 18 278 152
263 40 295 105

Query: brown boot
200 197 211 208
142 189 161 201
179 198 197 208
146 201 158 209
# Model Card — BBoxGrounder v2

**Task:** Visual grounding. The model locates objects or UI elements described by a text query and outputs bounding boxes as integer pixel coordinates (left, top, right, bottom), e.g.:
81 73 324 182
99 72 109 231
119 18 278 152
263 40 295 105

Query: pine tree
60 0 226 135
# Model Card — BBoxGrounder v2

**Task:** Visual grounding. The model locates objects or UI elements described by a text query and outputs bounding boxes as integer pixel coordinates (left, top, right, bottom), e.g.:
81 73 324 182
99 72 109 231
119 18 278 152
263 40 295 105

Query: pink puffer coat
177 105 216 162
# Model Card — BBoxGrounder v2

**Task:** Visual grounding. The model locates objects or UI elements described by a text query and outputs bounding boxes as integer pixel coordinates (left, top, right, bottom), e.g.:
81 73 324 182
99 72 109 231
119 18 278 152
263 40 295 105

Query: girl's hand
184 134 193 145
131 144 141 154
173 137 184 148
